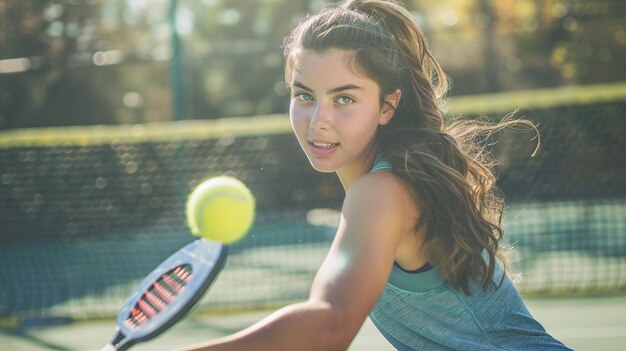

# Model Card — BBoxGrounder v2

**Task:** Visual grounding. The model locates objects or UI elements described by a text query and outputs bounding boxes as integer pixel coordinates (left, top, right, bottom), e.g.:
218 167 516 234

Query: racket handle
101 344 117 351
102 342 132 351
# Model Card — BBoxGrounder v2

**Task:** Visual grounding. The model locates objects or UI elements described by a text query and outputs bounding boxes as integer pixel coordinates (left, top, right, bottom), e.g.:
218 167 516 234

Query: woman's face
288 49 395 184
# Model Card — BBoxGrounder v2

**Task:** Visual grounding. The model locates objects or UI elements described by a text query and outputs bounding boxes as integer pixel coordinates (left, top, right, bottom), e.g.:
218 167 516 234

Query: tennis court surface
1 295 626 350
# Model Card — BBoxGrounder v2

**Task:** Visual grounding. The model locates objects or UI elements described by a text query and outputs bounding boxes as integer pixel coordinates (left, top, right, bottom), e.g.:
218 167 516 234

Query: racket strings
124 264 193 329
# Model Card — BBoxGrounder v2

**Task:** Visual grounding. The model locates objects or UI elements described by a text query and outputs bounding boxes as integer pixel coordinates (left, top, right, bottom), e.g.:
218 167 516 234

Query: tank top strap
369 152 393 173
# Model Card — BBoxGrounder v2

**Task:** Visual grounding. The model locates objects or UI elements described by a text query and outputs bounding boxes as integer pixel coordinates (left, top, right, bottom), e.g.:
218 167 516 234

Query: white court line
551 327 626 339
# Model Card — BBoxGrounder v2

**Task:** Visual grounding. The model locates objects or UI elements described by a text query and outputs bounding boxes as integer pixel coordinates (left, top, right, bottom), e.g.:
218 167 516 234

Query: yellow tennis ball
186 176 255 244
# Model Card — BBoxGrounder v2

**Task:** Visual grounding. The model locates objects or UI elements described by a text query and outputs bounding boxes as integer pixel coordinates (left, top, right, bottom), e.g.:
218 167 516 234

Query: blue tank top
368 154 571 350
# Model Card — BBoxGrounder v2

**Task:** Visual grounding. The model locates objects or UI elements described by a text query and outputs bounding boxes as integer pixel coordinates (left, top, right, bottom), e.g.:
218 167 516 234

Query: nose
310 102 331 131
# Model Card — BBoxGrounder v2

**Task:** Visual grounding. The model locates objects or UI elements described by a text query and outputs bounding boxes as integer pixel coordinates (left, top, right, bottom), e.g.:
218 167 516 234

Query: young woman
179 0 571 350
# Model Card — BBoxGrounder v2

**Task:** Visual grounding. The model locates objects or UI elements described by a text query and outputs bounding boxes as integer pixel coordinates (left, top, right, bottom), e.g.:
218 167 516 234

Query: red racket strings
124 264 193 329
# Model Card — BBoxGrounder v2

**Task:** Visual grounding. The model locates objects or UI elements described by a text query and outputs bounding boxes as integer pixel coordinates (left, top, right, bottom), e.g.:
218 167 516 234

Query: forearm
176 301 353 351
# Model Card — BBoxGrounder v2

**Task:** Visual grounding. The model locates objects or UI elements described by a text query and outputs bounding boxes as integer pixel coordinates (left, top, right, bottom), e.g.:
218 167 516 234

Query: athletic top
367 154 572 351
370 152 393 173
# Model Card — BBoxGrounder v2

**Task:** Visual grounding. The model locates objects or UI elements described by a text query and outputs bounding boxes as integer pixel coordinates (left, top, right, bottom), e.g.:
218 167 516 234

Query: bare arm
177 173 416 351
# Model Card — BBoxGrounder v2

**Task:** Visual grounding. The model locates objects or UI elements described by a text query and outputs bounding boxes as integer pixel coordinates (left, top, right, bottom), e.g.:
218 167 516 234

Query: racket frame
106 239 227 351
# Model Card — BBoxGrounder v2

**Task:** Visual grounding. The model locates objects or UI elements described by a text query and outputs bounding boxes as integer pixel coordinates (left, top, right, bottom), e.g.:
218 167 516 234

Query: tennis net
1 82 625 322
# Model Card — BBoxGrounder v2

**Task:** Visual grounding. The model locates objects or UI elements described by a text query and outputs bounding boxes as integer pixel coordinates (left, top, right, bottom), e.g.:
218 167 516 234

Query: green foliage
0 0 624 128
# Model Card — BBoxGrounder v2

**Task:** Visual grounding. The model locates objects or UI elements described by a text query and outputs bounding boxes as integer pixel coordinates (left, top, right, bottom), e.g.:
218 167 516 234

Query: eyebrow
292 81 363 95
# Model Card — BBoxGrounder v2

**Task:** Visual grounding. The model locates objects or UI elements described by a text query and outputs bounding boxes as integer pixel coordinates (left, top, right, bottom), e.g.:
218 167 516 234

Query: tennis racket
101 239 228 351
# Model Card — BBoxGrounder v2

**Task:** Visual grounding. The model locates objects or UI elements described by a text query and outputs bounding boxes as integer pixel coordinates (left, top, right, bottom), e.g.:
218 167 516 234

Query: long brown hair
283 0 532 294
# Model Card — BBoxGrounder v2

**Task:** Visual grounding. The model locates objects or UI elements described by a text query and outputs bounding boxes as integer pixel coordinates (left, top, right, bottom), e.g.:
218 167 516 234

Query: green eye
337 96 354 105
294 93 313 101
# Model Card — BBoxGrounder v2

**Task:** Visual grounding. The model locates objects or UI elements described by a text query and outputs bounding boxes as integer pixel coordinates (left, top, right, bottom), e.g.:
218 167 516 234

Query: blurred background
1 0 625 350
1 0 625 127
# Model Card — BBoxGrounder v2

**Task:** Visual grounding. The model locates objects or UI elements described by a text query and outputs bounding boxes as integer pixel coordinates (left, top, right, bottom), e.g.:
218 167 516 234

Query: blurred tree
0 0 171 128
547 0 626 84
407 0 625 93
0 0 624 129
179 0 312 118
490 0 625 88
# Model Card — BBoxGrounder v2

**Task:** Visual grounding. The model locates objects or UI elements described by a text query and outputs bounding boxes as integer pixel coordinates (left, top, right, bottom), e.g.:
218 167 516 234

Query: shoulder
345 170 417 211
342 171 419 238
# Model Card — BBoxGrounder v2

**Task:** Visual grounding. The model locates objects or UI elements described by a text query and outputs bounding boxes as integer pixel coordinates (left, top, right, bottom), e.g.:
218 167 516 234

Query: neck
336 146 379 191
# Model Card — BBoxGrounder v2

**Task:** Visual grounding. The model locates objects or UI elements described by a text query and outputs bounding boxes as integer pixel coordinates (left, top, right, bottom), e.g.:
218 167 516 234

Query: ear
379 89 401 126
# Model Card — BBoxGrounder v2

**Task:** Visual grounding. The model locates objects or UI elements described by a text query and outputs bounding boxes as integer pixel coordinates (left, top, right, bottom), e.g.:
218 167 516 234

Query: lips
310 141 338 148
308 139 339 156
